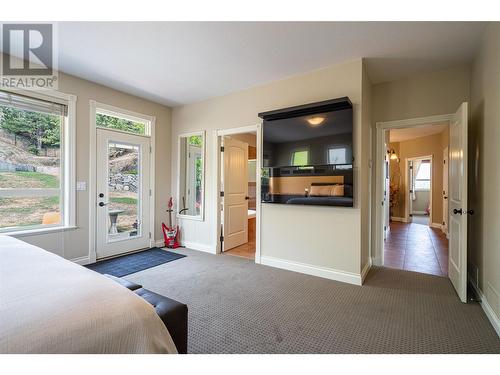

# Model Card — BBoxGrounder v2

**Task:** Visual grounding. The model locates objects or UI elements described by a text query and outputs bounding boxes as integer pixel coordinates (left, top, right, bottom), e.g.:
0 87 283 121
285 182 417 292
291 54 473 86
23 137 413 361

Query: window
0 90 75 233
415 161 431 190
328 147 347 165
291 149 309 166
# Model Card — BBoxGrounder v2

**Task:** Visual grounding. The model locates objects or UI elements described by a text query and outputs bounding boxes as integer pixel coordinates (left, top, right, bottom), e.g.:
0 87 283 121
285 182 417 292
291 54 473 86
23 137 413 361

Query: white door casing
443 146 449 236
222 136 249 251
448 102 468 303
96 128 151 259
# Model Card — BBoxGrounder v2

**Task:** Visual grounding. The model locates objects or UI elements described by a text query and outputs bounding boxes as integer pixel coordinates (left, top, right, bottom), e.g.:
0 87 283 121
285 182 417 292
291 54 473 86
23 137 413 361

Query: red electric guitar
162 197 180 249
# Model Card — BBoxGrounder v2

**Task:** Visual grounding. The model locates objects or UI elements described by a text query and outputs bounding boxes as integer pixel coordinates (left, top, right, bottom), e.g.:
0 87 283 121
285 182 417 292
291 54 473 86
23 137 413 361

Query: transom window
96 107 150 136
0 90 75 233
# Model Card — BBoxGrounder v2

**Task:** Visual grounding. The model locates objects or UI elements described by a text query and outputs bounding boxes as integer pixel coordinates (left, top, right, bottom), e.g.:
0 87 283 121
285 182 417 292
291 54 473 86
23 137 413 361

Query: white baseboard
430 222 443 229
70 255 91 265
155 239 166 248
361 259 372 283
412 211 427 215
260 255 362 286
156 239 216 254
391 216 408 223
182 241 217 254
469 279 500 338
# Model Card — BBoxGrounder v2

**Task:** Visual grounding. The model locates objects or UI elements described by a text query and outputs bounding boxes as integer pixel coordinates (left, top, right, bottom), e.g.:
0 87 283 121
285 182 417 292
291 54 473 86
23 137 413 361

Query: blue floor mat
85 247 186 277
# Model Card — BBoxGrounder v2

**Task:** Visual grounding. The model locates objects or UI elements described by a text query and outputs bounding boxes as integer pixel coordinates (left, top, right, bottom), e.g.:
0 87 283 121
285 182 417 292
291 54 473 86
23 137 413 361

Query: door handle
465 209 474 215
453 208 463 215
99 202 109 207
245 196 250 200
443 196 448 199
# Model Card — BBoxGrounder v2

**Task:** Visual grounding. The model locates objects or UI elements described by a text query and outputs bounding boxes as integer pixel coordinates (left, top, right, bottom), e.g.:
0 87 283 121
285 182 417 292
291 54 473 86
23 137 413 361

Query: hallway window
415 161 431 190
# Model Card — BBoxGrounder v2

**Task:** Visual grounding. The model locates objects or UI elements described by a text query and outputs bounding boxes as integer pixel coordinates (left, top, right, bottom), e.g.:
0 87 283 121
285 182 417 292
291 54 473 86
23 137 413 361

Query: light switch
76 181 87 191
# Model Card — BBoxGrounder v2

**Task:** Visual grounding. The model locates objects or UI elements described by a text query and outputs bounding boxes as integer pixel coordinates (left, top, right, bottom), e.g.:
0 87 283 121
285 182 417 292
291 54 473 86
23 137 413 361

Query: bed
0 235 177 354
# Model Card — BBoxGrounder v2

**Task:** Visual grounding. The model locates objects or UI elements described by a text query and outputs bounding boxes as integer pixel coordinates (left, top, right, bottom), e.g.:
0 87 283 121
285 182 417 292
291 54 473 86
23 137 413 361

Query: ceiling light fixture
307 116 325 126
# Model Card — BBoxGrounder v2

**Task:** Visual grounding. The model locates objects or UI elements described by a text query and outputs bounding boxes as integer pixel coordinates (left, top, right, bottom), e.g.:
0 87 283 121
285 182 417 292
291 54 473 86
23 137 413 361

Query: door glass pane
107 142 140 241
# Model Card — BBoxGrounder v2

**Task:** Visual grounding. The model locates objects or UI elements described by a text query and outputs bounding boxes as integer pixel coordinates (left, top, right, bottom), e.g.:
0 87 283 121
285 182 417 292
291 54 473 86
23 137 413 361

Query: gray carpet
126 248 500 354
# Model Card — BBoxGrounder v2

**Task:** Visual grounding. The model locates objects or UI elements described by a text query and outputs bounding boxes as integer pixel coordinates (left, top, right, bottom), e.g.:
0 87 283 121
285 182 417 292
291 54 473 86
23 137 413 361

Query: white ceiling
3 22 486 106
390 123 448 142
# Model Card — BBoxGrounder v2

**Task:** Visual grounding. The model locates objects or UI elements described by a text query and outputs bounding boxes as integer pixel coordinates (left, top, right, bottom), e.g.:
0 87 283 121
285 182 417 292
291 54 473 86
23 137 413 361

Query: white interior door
96 128 151 259
443 146 449 236
384 159 390 239
222 136 248 251
448 103 468 302
408 160 414 222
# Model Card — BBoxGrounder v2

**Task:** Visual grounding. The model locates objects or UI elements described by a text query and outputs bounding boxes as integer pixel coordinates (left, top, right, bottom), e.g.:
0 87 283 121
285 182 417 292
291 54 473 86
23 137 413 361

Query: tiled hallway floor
384 221 448 276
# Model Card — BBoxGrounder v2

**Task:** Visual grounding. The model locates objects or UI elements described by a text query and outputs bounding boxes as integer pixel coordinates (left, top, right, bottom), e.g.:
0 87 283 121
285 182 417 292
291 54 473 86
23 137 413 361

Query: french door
95 128 151 259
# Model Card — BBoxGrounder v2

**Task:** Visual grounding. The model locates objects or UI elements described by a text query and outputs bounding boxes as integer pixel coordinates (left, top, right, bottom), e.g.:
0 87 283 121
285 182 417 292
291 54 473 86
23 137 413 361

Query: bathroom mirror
177 131 205 220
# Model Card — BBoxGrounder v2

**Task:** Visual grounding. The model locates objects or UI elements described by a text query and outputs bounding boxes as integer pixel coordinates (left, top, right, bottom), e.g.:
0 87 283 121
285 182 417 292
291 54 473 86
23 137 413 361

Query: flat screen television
259 97 354 207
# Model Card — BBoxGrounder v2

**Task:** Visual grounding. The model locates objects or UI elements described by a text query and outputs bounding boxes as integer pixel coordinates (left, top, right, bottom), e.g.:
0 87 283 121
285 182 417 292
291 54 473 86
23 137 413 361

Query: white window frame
88 100 156 263
0 88 77 235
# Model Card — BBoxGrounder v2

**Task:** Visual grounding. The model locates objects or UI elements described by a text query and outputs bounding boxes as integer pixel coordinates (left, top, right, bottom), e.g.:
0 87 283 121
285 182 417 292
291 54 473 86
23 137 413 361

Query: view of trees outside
188 135 203 204
96 113 145 135
0 105 62 229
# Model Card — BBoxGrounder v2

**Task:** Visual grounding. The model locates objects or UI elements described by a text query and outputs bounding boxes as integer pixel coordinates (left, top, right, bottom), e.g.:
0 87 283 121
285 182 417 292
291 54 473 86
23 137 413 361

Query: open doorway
376 104 469 302
384 123 449 277
219 131 257 260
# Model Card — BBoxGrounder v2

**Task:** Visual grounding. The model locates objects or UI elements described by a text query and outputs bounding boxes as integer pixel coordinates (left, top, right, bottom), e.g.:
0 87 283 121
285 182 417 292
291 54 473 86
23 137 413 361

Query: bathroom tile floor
224 240 256 260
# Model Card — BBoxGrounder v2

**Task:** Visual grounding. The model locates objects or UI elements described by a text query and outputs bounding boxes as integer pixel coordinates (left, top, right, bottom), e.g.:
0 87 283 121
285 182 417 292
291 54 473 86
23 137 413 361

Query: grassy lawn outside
0 171 60 229
110 197 137 205
0 171 60 188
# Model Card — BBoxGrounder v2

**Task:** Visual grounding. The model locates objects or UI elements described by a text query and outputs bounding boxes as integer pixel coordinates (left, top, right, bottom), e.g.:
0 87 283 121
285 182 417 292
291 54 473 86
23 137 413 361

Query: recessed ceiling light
307 116 325 126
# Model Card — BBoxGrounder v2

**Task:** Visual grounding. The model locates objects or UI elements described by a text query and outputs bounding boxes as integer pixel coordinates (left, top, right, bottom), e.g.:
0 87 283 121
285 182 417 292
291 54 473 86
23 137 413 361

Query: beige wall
4 59 172 261
172 59 367 277
470 22 500 320
388 130 448 224
372 65 471 122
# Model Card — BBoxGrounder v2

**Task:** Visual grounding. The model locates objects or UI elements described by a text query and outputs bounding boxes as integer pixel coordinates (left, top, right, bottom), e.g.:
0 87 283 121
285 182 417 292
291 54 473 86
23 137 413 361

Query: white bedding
0 236 177 354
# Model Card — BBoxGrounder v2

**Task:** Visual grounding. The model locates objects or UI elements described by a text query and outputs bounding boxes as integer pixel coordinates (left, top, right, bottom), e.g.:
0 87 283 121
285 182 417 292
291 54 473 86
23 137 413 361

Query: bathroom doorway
216 128 259 260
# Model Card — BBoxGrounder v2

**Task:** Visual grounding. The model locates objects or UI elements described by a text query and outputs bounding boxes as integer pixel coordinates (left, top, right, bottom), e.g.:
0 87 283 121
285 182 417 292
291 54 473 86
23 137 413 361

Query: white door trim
213 123 262 263
374 114 453 266
88 100 156 263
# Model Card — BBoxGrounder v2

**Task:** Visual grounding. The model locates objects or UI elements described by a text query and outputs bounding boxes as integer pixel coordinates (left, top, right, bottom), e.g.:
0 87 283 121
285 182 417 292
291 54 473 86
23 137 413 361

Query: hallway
384 221 448 276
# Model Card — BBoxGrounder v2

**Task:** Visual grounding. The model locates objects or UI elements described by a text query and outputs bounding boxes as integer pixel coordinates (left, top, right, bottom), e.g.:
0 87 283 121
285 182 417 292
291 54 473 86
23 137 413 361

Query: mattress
0 235 177 354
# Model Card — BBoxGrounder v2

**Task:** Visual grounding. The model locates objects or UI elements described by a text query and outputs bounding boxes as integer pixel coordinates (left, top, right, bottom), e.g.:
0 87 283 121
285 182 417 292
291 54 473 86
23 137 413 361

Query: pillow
309 185 333 197
331 184 344 196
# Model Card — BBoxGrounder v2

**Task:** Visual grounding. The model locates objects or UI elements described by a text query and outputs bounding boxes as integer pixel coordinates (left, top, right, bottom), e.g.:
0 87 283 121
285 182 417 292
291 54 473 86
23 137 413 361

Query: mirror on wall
178 131 205 220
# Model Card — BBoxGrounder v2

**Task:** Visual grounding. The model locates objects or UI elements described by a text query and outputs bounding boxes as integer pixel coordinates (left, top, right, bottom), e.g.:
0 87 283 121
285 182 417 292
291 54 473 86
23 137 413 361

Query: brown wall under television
269 175 344 195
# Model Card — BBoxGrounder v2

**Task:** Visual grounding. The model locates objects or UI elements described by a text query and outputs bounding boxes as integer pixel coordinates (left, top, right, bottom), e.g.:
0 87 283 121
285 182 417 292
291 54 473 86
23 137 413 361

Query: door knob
453 208 463 215
245 196 250 200
99 202 109 207
465 209 474 215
